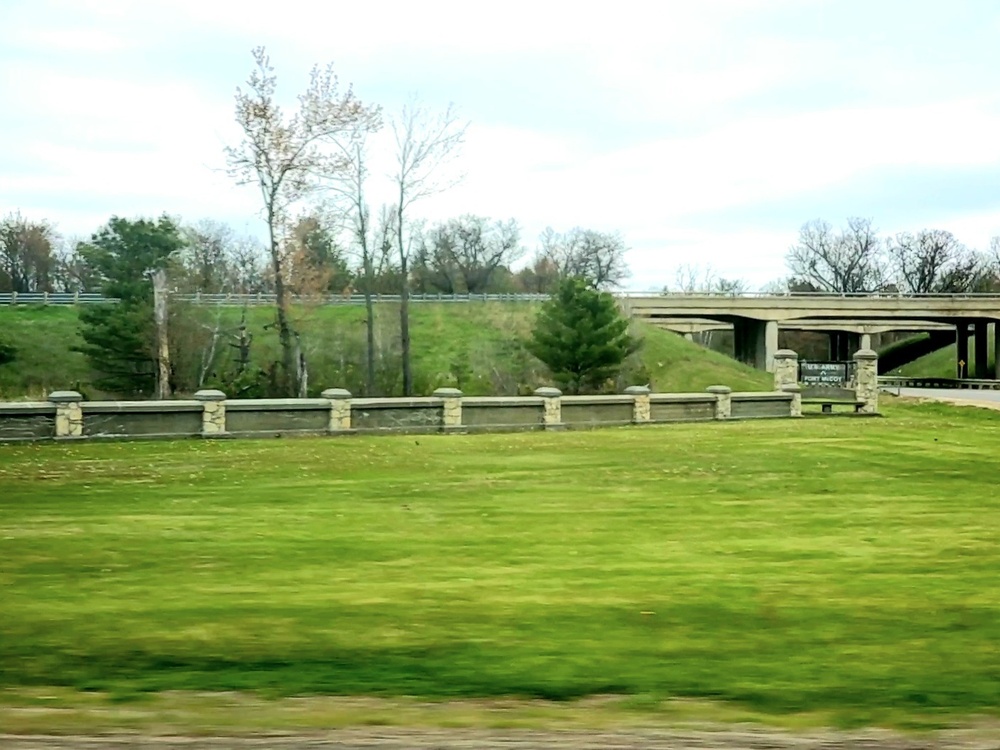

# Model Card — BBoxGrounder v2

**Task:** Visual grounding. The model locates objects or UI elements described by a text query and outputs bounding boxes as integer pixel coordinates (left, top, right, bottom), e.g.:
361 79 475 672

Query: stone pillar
49 390 83 438
321 388 352 431
194 389 227 435
994 322 1000 380
853 349 879 415
707 385 732 420
782 384 802 418
956 321 970 378
974 320 990 379
434 387 463 429
534 387 562 429
772 349 799 391
860 333 872 351
624 385 651 423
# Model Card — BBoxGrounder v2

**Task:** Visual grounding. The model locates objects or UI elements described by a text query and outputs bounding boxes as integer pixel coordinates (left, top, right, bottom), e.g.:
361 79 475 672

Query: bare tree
325 130 383 393
538 227 630 289
391 100 467 395
786 217 885 293
758 278 793 294
668 263 748 296
225 46 380 396
886 229 986 293
416 215 522 294
0 213 58 293
987 237 1000 289
514 254 560 293
179 220 235 293
229 235 270 294
666 263 748 348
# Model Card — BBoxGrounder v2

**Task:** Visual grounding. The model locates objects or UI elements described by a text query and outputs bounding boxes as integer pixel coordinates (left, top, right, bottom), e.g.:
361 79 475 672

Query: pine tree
75 216 184 396
527 276 637 394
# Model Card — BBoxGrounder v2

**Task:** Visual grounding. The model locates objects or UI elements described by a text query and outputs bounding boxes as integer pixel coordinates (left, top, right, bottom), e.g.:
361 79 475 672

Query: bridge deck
624 294 1000 323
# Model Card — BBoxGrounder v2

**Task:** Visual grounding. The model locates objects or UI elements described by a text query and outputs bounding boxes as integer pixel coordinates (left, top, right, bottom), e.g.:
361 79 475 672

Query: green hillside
0 303 770 399
890 338 995 378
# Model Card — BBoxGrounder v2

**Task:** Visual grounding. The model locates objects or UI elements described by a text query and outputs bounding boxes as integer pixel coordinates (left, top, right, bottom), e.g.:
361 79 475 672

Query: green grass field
0 303 770 399
2 398 999 731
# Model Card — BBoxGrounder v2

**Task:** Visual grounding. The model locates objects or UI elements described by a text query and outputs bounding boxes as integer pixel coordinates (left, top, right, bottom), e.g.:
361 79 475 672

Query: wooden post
153 269 171 399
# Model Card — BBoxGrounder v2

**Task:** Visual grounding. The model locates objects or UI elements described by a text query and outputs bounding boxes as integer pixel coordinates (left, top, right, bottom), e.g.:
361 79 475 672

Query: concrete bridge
622 292 1000 377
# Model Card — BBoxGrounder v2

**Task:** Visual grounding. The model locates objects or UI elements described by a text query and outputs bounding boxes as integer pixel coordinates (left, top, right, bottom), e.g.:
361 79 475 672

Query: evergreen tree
75 216 184 396
527 276 637 394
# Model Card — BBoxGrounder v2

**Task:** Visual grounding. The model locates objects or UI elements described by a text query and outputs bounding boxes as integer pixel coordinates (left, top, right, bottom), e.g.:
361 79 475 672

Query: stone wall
0 385 798 443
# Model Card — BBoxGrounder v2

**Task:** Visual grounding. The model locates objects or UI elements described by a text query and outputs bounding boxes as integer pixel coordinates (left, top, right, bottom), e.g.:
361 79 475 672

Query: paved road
889 388 1000 407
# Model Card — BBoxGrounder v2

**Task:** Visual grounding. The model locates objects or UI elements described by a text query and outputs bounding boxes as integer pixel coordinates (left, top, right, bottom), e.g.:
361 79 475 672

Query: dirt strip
3 727 1000 750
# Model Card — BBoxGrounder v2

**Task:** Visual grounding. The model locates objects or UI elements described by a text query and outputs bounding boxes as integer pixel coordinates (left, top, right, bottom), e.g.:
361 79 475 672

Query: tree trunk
269 216 297 397
399 253 412 396
396 205 412 397
153 269 171 399
363 256 376 396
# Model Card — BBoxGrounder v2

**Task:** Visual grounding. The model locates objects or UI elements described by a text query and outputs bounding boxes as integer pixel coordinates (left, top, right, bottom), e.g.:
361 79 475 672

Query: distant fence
878 376 1000 391
170 292 552 306
0 292 114 305
8 289 1000 307
0 292 548 307
0 385 798 443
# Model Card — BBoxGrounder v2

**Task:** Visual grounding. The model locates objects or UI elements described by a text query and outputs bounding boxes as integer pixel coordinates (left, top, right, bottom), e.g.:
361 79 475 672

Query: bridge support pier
956 321 970 378
975 320 990 379
829 331 861 361
733 319 779 371
995 323 1000 380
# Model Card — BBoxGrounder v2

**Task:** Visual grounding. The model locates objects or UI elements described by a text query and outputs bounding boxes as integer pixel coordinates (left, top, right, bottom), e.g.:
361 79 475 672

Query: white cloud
1 0 999 289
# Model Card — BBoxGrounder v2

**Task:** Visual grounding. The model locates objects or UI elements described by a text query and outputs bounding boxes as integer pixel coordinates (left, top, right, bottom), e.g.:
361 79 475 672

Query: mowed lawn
1 400 999 727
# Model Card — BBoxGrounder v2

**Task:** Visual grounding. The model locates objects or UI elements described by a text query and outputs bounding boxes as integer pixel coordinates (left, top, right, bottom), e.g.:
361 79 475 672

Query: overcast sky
2 0 999 290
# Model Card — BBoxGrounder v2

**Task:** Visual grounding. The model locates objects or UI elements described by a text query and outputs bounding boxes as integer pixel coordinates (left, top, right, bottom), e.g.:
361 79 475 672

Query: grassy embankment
1 398 999 733
890 336 995 378
0 302 770 399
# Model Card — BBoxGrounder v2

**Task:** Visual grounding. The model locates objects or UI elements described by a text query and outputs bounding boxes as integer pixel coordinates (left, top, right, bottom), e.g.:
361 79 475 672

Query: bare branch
224 45 380 395
786 217 885 293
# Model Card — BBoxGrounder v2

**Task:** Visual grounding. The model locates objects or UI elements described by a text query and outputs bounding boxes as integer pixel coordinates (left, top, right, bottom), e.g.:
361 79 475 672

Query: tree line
784 217 1000 294
0 46 631 401
0 213 627 299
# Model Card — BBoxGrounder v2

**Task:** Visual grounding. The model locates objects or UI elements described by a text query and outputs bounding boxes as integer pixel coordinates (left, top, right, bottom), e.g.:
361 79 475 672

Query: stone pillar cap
706 385 732 394
773 349 799 359
433 387 463 398
624 385 651 395
853 349 879 360
534 387 562 397
194 389 227 402
321 388 352 400
780 384 802 393
48 390 83 403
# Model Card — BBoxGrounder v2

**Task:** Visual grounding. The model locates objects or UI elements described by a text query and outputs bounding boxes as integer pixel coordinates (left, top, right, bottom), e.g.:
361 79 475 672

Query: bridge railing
622 291 1000 299
878 376 1000 390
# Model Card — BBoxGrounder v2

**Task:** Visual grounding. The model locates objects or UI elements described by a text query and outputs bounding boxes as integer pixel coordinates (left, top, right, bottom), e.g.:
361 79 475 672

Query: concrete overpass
621 292 1000 376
